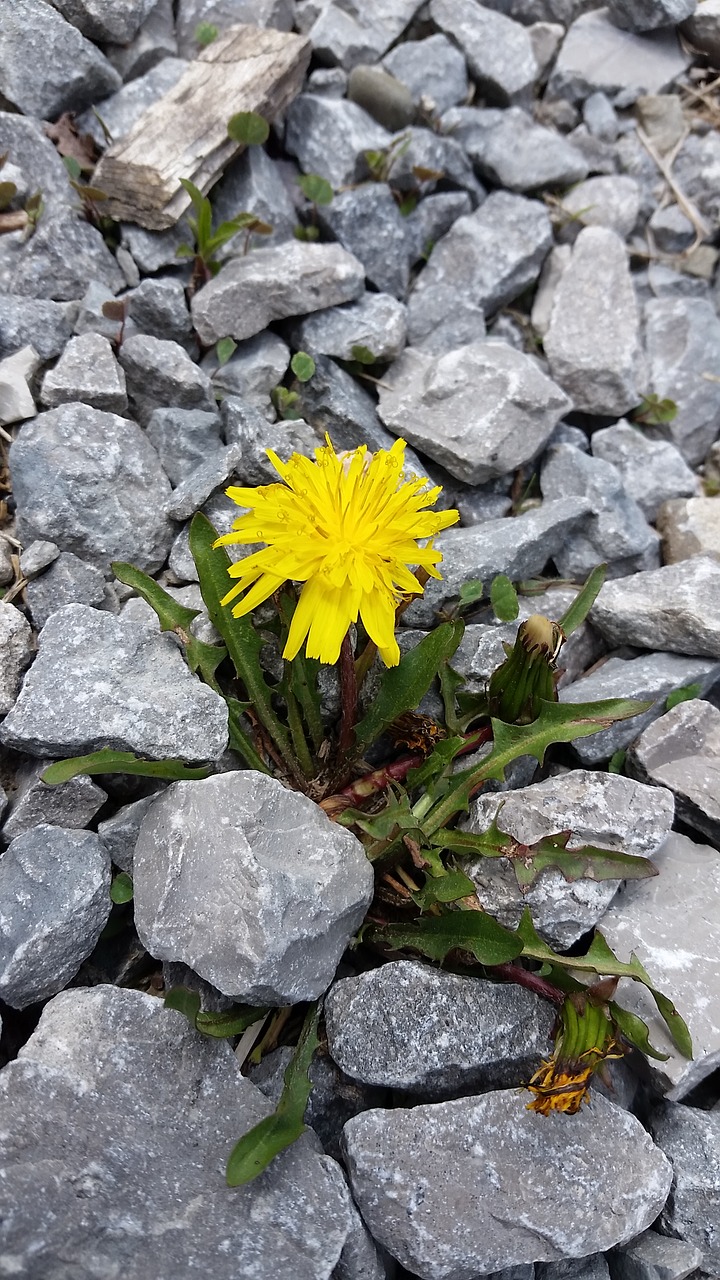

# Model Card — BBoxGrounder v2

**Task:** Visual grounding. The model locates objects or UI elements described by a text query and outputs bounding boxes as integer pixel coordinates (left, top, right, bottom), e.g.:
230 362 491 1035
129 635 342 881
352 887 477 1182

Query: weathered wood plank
94 24 311 230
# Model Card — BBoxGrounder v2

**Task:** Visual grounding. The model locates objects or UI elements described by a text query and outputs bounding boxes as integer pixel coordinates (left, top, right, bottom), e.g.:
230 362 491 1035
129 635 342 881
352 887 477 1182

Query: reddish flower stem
492 962 565 1006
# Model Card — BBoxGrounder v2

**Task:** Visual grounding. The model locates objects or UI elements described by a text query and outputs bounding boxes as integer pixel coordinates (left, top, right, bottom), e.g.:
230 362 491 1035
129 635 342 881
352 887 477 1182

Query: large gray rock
191 242 365 346
299 0 425 69
462 769 674 949
325 961 554 1096
610 1227 704 1280
0 602 34 716
560 650 720 766
293 354 417 456
285 94 391 187
608 0 696 32
430 0 538 103
377 341 571 484
292 293 407 364
591 421 699 522
590 556 720 658
40 332 128 415
0 604 228 763
626 698 720 846
403 498 593 626
123 275 194 350
343 1090 673 1278
104 0 177 79
50 0 157 43
10 403 173 574
544 226 642 416
25 550 107 629
643 297 720 467
133 772 374 1005
0 825 111 1008
0 296 77 364
558 174 641 241
118 334 215 426
7 213 125 303
541 444 659 578
651 1102 720 1273
404 191 474 265
442 106 588 191
601 831 720 1097
318 185 410 299
408 191 552 349
1 758 107 843
547 8 691 103
0 0 120 117
0 985 356 1277
175 0 293 56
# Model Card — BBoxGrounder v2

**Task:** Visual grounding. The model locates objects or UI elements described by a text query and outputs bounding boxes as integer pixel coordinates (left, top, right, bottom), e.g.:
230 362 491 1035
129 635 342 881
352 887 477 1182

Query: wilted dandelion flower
526 994 623 1117
215 435 459 665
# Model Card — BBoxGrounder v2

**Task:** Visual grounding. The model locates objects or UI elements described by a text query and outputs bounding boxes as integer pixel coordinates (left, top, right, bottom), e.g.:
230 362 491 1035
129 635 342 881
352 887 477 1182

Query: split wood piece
94 24 311 230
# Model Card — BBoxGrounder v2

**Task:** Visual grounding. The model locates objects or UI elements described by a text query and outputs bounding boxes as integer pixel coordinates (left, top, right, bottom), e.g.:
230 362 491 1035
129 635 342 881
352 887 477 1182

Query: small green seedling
176 177 272 289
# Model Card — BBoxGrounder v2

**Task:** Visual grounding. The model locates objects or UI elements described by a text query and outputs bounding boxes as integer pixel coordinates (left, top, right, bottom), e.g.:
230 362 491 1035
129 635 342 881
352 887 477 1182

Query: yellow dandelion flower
214 435 459 666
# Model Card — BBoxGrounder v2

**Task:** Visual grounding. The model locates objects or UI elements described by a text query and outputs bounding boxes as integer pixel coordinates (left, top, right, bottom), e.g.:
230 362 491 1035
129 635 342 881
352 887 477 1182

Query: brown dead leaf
44 112 99 172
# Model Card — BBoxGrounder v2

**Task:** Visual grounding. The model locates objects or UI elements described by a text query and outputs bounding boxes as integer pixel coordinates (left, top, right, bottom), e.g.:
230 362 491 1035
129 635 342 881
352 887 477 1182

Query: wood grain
94 24 311 230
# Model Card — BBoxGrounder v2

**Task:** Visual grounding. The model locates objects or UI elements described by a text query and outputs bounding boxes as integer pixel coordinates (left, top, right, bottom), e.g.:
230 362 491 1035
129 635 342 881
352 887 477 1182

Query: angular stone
463 769 673 949
544 226 642 416
0 986 355 1276
561 650 720 766
300 0 425 69
404 191 473 265
591 421 699 522
0 533 13 586
601 831 720 1097
559 174 641 240
609 0 696 33
0 296 77 364
648 203 695 255
285 94 391 188
382 33 469 115
541 444 659 578
10 403 172 574
430 0 538 104
118 334 215 427
104 0 177 80
325 961 554 1097
191 242 365 347
657 496 720 565
408 191 552 346
0 346 37 426
145 407 224 488
40 332 127 415
210 144 298 254
0 604 228 763
583 90 620 141
50 0 157 42
1 759 106 843
0 0 120 117
163 443 244 520
591 556 720 658
547 9 691 104
121 220 190 275
380 126 483 201
643 297 720 467
97 795 157 874
201 332 289 418
134 772 374 1004
0 825 111 1008
443 105 588 191
406 287 487 356
25 551 106 629
125 276 193 349
343 1090 673 1278
77 57 188 148
0 602 34 716
318 185 410 299
404 498 593 626
19 539 59 580
681 0 720 64
0 114 76 225
626 698 720 846
291 355 406 455
7 213 125 303
292 293 407 363
609 1229 703 1280
378 341 570 484
651 1103 720 1271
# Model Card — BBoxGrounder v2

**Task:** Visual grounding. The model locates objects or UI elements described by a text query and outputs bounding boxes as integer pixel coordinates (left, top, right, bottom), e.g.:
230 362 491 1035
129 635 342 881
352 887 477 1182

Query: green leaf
178 176 207 217
557 564 607 637
438 663 467 735
195 1007 268 1038
42 751 212 786
0 180 17 210
354 620 465 749
276 593 324 752
290 351 315 382
490 574 519 622
424 697 653 835
368 910 524 967
436 822 657 890
350 344 376 365
195 20 219 45
110 872 133 904
216 336 237 366
515 909 692 1058
225 696 272 774
227 111 270 145
410 868 477 910
610 1003 669 1061
111 560 227 690
458 579 484 607
175 243 195 259
665 682 701 711
398 194 417 217
296 173 333 205
188 514 301 781
226 1002 320 1186
164 986 201 1023
63 155 82 181
294 223 319 241
608 748 626 775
